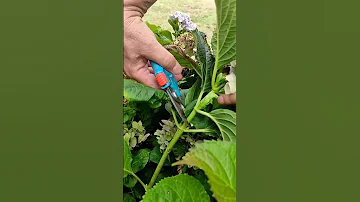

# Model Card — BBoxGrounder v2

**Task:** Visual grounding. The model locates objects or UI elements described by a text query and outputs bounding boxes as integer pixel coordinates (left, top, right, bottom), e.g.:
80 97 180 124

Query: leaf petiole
124 169 147 191
183 128 217 133
171 109 183 130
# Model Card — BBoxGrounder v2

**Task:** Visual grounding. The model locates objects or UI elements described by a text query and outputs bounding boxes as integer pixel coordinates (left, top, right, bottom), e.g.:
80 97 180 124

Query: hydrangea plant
123 0 236 201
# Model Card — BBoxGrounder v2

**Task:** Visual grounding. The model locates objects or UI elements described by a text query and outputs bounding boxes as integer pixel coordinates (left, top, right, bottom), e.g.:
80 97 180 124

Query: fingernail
218 96 224 104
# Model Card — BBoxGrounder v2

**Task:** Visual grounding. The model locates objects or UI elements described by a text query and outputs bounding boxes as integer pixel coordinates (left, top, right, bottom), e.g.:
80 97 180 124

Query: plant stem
195 108 209 116
147 92 202 190
147 122 186 189
183 128 215 133
171 109 183 130
211 64 218 91
124 169 147 191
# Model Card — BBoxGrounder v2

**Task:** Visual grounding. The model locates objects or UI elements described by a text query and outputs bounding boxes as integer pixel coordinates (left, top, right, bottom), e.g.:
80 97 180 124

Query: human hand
217 93 236 105
124 0 183 89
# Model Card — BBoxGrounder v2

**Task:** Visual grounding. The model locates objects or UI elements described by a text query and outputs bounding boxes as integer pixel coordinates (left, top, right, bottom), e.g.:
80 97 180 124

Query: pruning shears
150 60 188 125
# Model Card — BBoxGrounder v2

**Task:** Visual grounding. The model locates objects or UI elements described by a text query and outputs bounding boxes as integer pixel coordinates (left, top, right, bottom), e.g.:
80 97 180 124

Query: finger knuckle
163 53 176 69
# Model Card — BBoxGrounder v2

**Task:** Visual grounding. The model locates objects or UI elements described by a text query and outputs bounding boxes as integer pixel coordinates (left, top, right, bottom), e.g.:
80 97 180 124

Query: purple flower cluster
170 11 197 31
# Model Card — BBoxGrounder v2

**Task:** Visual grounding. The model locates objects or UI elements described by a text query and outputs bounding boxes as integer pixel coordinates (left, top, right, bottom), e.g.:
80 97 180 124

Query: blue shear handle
150 60 181 98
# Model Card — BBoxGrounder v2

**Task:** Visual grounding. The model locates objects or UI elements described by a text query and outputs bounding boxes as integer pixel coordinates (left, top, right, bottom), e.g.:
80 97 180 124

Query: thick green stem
124 169 147 191
147 92 203 190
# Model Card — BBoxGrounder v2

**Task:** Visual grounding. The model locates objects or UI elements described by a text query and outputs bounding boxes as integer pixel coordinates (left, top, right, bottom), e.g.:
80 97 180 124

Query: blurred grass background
143 0 217 40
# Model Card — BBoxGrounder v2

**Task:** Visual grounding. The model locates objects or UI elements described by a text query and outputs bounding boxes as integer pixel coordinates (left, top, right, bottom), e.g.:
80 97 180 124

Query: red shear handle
155 72 168 87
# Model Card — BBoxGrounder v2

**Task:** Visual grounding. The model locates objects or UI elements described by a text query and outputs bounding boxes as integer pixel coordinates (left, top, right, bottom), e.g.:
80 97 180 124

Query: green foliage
124 175 137 188
154 119 177 150
142 174 210 202
185 78 202 106
124 121 150 149
123 137 132 178
173 140 236 202
131 149 150 173
149 145 171 166
198 109 236 142
191 114 219 137
124 193 136 202
193 29 215 93
146 22 173 45
213 0 236 73
124 79 159 102
198 91 218 110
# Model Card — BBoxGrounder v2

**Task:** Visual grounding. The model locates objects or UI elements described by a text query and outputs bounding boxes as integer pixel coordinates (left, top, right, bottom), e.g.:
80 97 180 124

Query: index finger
144 41 183 76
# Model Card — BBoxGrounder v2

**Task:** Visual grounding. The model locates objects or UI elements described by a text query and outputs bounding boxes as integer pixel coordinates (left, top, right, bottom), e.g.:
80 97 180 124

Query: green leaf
192 170 214 202
198 91 218 110
124 104 137 123
131 149 150 173
137 104 154 127
136 164 156 188
193 30 215 93
142 174 210 202
179 74 198 89
211 27 217 56
146 22 173 45
124 193 136 202
168 19 180 36
180 89 190 106
148 91 166 109
207 109 236 141
124 133 131 145
158 30 173 45
215 72 227 91
149 146 171 166
131 179 146 199
214 0 236 71
124 175 137 188
149 101 162 108
124 138 132 178
153 89 166 100
191 113 219 137
168 49 196 70
130 136 137 148
154 166 175 184
138 133 150 144
184 99 197 117
195 108 236 141
173 140 236 202
124 79 156 102
185 78 202 106
132 121 144 132
172 142 187 157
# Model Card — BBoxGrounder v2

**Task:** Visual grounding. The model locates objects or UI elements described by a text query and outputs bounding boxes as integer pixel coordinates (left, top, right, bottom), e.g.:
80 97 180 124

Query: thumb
144 41 183 76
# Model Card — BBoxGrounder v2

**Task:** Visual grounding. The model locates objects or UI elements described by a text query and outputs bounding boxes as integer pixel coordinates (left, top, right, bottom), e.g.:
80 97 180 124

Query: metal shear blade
165 88 188 125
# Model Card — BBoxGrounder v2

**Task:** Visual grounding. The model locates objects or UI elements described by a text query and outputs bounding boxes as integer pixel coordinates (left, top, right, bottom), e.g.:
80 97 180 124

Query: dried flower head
154 119 177 150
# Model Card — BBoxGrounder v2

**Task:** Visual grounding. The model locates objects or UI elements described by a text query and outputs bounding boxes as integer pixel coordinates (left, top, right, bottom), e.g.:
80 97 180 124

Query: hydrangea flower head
170 11 197 31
